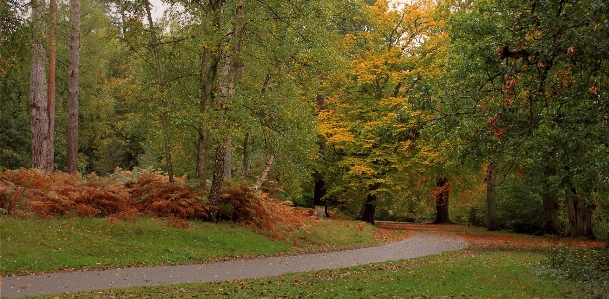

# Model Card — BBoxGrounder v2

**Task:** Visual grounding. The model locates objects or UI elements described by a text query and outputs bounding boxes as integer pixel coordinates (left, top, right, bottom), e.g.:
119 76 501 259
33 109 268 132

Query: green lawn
0 217 400 275
27 250 588 299
2 217 602 298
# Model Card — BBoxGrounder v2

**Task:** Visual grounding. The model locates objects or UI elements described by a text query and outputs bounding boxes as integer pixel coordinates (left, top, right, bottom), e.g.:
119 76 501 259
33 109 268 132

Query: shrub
0 169 315 236
540 246 609 298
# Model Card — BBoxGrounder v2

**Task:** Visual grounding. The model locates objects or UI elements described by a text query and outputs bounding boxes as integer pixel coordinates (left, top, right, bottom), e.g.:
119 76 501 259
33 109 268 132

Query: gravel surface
0 231 466 298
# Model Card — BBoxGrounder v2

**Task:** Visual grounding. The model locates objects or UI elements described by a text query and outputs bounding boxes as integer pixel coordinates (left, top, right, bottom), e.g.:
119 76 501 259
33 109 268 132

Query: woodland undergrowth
0 168 314 237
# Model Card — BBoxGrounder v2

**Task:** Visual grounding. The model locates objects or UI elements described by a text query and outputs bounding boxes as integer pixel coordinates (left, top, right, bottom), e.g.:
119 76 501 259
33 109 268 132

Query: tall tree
67 0 81 173
30 0 53 172
444 0 609 235
319 0 437 223
48 0 58 172
209 0 245 205
194 0 226 181
143 0 174 183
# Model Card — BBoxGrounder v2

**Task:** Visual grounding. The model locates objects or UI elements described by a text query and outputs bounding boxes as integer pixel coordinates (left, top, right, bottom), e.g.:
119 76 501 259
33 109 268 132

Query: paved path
1 231 466 298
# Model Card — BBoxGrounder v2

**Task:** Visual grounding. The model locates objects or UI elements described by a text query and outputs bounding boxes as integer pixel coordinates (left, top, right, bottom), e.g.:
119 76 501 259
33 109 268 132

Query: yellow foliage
349 164 376 176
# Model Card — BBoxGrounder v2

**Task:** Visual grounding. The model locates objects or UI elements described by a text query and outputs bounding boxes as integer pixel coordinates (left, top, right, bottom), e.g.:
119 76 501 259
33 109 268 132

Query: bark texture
485 162 498 230
566 187 593 238
209 0 245 203
209 143 226 205
30 0 53 173
47 0 57 172
253 155 274 190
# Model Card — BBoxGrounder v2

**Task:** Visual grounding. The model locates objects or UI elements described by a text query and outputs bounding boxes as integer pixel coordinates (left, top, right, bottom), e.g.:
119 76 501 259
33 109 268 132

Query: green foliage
595 215 609 243
496 177 544 234
4 0 608 235
318 0 443 218
0 0 31 169
436 0 609 234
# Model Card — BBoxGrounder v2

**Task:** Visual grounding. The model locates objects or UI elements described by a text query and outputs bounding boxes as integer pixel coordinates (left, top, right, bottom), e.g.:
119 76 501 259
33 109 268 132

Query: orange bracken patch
0 168 318 237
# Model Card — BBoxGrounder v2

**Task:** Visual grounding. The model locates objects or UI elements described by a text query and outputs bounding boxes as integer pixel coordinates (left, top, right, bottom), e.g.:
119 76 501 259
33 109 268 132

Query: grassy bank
0 217 408 276
26 250 583 299
4 218 606 298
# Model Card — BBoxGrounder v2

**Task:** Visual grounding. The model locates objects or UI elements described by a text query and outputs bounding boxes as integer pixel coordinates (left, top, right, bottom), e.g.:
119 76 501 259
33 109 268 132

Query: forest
1 0 608 240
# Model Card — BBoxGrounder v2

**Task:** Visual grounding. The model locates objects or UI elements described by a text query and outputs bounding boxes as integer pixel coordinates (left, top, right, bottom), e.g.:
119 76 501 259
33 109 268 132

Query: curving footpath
1 231 466 298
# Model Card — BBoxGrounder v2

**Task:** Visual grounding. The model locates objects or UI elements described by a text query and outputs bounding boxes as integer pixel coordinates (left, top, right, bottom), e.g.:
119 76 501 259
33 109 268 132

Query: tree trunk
209 0 244 202
313 94 329 219
253 155 274 190
313 172 328 219
358 194 377 225
433 177 452 224
223 133 232 180
209 96 228 204
47 0 57 172
221 0 244 182
566 187 594 238
30 0 53 173
196 47 220 180
209 142 226 205
144 0 173 183
67 0 80 174
196 126 209 179
485 162 498 230
241 132 250 179
358 183 379 225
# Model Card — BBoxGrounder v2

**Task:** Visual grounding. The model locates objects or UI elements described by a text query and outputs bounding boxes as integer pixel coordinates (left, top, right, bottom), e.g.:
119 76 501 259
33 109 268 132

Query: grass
1 217 288 275
3 217 606 298
26 250 582 299
0 217 407 276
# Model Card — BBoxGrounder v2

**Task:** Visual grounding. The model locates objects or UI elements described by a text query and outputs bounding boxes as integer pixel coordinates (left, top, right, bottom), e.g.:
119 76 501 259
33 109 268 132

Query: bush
540 246 609 298
593 213 609 243
0 169 315 236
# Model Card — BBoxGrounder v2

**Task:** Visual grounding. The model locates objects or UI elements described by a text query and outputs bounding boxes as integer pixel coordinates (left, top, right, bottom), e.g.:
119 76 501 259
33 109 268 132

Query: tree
431 177 450 223
319 0 438 224
485 161 498 230
47 0 57 171
444 0 609 235
30 0 53 173
207 0 245 206
0 0 31 169
143 0 174 183
67 0 81 173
